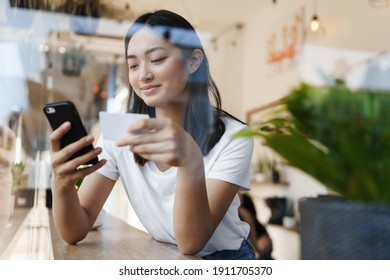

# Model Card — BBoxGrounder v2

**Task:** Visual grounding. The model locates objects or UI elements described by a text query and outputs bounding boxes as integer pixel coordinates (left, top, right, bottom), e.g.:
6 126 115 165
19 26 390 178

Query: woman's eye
151 57 167 64
129 64 139 70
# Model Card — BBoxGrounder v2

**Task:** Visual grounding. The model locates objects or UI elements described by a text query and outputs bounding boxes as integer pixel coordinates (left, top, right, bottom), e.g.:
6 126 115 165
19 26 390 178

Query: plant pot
265 197 286 225
299 196 390 260
282 216 296 229
14 189 35 208
253 172 266 183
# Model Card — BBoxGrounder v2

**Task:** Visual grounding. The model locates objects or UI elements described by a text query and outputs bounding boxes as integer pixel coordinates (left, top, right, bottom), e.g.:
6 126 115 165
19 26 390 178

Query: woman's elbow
62 237 80 245
174 223 213 255
64 239 78 246
59 230 87 245
177 241 204 255
176 234 209 255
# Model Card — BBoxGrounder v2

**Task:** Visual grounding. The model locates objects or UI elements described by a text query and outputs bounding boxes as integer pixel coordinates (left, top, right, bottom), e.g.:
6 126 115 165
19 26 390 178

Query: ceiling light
309 0 323 33
310 15 320 33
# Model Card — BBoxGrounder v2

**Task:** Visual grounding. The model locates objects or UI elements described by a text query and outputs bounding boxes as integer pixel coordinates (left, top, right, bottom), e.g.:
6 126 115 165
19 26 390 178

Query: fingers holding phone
49 121 71 152
49 121 102 168
44 101 99 166
44 101 106 190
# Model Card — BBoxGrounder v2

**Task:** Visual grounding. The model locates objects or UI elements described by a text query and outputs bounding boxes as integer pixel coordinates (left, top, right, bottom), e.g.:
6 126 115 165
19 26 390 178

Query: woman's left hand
116 118 200 167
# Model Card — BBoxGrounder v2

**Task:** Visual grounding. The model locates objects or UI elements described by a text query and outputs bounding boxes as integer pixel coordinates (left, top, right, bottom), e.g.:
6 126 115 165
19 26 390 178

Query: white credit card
99 112 149 141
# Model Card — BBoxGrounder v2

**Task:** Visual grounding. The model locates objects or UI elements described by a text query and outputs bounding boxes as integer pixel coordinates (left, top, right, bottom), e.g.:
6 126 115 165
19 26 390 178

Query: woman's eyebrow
127 47 167 59
145 47 166 55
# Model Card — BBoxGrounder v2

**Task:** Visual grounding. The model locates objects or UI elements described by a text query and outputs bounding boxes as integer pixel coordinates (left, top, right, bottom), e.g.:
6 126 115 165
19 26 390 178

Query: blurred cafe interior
1 0 390 260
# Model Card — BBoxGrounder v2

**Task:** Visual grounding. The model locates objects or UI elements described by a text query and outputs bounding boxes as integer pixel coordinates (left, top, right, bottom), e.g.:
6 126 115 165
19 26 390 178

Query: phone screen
43 101 98 166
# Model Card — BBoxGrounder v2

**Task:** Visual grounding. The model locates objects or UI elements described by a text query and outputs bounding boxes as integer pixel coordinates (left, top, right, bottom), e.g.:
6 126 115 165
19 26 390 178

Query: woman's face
126 27 190 110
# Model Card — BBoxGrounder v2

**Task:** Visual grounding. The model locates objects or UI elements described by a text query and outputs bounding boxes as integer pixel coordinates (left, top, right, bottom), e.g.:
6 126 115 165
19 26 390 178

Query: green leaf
264 132 346 193
75 178 83 191
232 129 263 139
235 82 390 203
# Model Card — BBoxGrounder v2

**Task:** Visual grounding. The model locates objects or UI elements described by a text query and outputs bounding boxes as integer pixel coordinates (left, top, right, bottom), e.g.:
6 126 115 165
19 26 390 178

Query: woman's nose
139 65 154 81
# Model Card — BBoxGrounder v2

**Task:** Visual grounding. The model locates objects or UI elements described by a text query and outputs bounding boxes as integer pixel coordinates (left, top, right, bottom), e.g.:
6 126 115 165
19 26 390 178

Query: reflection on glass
0 125 15 235
0 36 28 237
0 1 132 240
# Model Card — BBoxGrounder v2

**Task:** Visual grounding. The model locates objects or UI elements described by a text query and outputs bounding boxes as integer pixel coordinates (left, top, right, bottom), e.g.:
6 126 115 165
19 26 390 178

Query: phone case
43 101 98 166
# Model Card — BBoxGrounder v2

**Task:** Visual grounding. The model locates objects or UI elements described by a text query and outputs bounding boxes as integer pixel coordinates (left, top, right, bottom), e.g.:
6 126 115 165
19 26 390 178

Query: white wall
204 24 245 120
241 0 390 112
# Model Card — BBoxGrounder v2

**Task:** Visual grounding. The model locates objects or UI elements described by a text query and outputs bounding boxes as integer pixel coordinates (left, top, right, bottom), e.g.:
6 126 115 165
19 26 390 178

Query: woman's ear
187 49 204 74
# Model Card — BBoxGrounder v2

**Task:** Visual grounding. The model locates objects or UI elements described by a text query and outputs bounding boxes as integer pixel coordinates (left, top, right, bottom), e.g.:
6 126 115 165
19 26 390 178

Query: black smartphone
43 101 98 166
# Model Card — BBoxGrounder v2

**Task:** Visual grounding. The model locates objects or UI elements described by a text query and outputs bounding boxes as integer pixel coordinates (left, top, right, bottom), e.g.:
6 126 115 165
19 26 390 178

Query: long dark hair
124 10 229 165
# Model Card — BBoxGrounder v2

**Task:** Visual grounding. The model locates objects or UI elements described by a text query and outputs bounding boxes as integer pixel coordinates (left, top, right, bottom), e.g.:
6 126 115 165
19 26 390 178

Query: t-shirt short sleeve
95 135 120 181
206 120 254 190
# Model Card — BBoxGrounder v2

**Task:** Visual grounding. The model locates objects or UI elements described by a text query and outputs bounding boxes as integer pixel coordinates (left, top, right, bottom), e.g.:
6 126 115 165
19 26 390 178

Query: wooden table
48 210 199 260
0 208 32 259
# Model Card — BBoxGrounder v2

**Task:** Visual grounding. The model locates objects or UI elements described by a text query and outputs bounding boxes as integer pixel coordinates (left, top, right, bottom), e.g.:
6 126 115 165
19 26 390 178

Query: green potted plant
253 153 285 184
269 160 281 184
282 198 296 229
11 161 34 208
12 162 28 194
235 82 390 259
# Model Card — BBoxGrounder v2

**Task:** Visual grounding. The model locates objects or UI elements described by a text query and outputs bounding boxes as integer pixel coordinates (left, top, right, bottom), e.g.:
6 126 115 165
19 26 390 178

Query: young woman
49 10 254 259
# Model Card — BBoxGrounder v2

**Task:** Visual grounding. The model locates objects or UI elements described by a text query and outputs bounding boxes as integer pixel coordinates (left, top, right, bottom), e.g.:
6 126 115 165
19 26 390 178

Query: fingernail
85 135 93 142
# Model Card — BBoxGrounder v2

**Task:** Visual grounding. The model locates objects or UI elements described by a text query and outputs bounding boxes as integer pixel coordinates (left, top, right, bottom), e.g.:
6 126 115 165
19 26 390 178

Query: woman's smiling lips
140 84 161 95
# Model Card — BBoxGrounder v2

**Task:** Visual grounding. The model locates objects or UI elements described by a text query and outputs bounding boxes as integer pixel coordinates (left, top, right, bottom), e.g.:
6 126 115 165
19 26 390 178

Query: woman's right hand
49 122 106 192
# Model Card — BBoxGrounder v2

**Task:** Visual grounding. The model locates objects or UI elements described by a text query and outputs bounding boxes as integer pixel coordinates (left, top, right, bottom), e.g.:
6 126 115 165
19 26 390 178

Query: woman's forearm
173 150 213 255
52 183 92 244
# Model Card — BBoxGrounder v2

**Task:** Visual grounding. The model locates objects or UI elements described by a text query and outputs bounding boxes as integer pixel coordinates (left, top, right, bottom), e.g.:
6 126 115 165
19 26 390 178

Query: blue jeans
202 239 256 260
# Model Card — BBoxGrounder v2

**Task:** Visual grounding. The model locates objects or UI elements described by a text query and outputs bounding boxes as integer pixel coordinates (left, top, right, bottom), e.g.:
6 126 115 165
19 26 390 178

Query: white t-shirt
96 116 254 257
